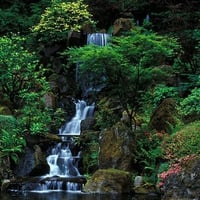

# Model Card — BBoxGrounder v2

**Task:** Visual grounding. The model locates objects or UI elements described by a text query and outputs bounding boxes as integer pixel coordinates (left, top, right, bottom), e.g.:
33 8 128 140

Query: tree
66 28 180 130
0 35 49 112
32 0 94 44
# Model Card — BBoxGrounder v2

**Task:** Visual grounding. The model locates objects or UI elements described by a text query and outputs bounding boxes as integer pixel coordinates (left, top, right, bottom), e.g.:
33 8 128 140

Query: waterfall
39 100 95 192
77 33 110 98
35 33 109 192
87 33 110 46
46 143 81 177
59 100 95 135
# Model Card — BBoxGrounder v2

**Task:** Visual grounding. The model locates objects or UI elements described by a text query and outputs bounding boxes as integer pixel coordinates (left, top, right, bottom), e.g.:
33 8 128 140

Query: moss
134 183 157 194
84 168 132 193
149 98 179 133
99 122 135 170
162 121 200 159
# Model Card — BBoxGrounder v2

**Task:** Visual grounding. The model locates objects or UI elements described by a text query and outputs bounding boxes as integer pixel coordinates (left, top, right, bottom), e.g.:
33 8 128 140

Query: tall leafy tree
0 35 52 136
0 35 48 111
66 28 180 129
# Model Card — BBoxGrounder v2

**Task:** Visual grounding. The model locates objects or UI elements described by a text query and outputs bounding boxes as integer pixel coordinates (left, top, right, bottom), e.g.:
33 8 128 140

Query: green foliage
67 28 180 129
18 92 51 136
51 108 66 132
162 121 200 160
135 130 167 183
0 0 53 35
29 0 51 25
32 0 94 44
0 2 30 34
113 29 180 68
141 84 179 118
0 115 17 131
153 84 178 105
83 140 99 174
157 162 169 174
0 35 51 136
95 98 120 129
180 87 200 118
0 35 49 111
0 129 26 163
141 84 178 111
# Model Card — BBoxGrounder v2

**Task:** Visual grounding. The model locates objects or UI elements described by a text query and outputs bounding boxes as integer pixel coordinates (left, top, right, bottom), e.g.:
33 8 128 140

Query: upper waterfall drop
87 33 110 46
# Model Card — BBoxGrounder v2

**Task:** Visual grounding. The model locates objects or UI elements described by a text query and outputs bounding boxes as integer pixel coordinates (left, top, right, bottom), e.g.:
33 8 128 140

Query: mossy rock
99 122 135 171
84 168 132 194
134 183 157 194
149 98 178 133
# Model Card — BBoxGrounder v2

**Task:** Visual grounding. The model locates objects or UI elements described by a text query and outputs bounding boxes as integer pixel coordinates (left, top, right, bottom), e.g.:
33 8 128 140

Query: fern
0 129 26 163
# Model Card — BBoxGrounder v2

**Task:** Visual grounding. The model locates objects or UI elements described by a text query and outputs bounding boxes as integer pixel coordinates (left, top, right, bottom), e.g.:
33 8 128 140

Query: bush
32 0 94 44
0 115 16 131
0 129 26 163
180 87 200 121
162 121 200 160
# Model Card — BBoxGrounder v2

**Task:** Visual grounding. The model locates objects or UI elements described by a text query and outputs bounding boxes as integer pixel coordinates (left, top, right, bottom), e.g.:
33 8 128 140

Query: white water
59 100 95 135
46 143 80 177
45 100 94 178
87 33 110 46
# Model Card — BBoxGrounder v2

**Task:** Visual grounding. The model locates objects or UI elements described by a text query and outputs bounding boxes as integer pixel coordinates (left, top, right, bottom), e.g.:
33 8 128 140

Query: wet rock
84 168 132 194
81 117 95 132
133 183 157 194
28 145 50 176
0 157 13 181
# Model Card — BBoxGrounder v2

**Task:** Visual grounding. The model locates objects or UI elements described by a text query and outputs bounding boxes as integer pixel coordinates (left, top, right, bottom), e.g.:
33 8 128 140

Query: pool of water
0 192 161 200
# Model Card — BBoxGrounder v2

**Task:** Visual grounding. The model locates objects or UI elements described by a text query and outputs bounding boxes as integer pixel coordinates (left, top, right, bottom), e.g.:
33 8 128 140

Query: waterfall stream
35 33 109 192
46 100 95 178
59 100 95 136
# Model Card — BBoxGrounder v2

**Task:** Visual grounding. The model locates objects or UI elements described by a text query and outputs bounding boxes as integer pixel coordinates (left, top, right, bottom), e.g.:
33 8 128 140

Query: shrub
0 129 26 163
0 115 16 131
32 0 94 44
162 121 200 160
180 87 200 121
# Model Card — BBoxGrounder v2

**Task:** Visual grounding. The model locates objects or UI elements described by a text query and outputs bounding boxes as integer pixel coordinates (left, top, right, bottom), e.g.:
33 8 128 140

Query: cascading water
37 100 95 192
35 33 109 193
59 100 95 135
87 33 110 46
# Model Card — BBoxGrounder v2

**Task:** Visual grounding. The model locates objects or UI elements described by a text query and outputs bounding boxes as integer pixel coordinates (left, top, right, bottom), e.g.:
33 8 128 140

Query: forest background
0 0 200 190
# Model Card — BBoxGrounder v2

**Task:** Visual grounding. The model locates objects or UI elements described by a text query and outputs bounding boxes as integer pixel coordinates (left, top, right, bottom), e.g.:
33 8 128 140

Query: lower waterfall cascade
34 100 95 192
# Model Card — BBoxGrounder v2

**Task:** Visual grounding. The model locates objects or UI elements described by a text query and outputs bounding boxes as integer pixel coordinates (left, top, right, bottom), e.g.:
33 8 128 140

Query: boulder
113 18 134 35
99 122 135 171
149 98 178 133
43 92 55 108
162 159 200 199
84 168 132 194
28 145 50 176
